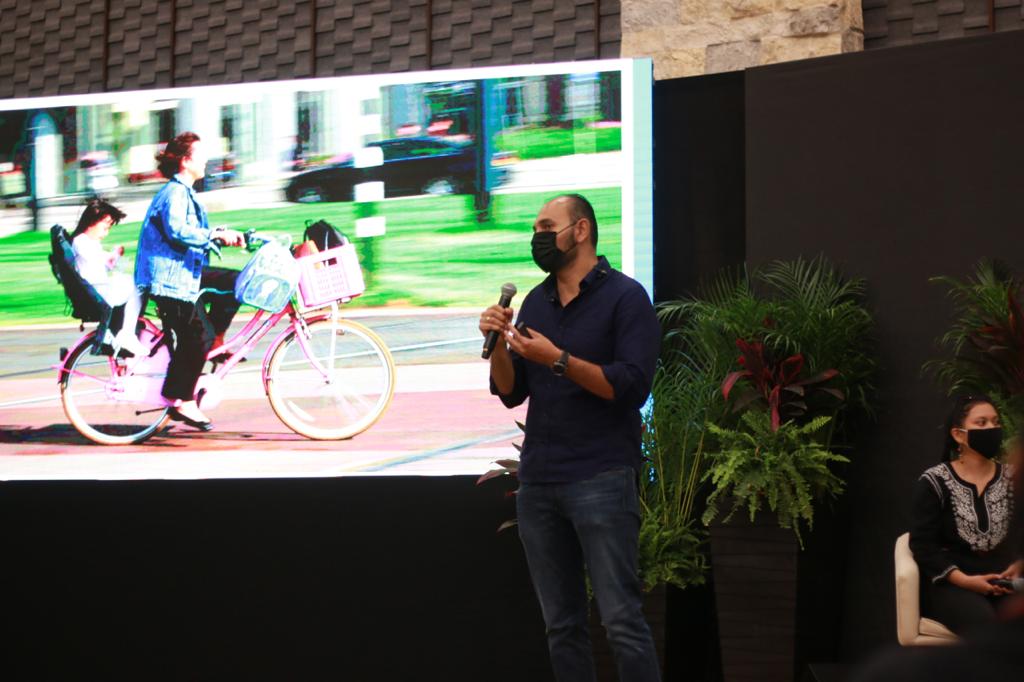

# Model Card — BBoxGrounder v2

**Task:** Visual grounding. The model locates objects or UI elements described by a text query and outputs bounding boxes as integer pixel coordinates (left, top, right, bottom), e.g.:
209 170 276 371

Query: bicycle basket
296 244 365 308
235 240 300 312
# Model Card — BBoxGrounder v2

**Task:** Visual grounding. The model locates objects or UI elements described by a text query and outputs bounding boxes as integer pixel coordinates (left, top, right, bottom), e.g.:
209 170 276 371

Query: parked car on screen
284 137 514 203
127 168 163 185
79 151 119 192
196 156 238 192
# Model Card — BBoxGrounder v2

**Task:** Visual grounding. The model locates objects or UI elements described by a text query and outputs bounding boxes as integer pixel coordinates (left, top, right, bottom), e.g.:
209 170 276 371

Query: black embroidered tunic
909 463 1018 582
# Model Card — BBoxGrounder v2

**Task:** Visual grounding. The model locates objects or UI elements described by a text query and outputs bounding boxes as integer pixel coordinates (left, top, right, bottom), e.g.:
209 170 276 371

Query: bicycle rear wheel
60 323 171 445
265 317 395 440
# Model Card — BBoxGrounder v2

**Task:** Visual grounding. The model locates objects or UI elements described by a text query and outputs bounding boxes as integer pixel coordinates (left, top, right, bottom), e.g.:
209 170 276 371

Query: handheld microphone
989 577 1024 592
482 283 517 359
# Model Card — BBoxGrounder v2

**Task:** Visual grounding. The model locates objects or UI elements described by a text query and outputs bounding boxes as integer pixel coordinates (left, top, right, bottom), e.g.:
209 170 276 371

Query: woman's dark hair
156 131 200 179
72 198 127 238
941 393 996 462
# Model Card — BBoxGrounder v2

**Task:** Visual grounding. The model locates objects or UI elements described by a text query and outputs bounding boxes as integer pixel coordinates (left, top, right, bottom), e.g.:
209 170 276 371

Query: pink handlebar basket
296 244 366 308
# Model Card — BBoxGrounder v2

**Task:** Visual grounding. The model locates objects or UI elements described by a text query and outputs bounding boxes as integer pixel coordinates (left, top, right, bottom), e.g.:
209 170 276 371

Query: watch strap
552 349 570 375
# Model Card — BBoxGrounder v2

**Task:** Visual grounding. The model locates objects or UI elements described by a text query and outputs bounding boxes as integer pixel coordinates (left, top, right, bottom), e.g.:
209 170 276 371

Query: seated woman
910 394 1023 635
71 198 144 356
134 131 244 431
854 433 1024 681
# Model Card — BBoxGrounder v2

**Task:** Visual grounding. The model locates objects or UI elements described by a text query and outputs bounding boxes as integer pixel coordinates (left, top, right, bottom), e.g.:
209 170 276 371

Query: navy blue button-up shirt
491 256 661 484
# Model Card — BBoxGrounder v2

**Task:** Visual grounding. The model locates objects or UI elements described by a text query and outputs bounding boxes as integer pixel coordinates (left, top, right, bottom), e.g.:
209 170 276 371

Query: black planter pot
708 508 799 682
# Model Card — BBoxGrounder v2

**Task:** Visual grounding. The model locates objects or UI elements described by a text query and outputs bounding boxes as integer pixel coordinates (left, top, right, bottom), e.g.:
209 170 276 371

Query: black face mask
962 427 1003 459
531 223 577 273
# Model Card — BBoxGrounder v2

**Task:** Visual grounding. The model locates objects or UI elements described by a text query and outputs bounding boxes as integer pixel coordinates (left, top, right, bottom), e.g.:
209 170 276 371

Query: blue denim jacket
134 176 213 302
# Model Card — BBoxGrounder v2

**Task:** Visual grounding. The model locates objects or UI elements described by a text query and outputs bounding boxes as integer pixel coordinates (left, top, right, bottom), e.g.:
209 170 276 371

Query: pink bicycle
56 233 395 445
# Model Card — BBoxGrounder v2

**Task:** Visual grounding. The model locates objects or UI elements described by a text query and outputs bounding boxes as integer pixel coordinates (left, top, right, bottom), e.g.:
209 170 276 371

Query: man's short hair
72 198 127 238
559 193 598 246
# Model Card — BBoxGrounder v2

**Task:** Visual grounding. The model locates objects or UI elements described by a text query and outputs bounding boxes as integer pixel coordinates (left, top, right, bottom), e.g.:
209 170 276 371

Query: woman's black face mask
960 427 1004 459
531 222 577 273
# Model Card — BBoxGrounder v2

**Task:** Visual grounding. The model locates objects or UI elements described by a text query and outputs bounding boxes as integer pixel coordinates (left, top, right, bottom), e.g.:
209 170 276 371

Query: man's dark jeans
516 467 660 682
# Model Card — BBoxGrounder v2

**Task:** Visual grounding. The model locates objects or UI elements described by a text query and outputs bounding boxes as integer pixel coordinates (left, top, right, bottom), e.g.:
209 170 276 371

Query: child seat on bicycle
49 224 141 356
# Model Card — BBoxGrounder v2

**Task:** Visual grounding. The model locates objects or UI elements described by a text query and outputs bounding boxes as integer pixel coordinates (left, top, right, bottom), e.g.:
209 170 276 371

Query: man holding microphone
479 194 662 681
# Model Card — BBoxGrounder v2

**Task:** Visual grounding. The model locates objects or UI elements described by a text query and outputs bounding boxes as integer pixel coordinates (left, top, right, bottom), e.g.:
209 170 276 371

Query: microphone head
500 282 517 298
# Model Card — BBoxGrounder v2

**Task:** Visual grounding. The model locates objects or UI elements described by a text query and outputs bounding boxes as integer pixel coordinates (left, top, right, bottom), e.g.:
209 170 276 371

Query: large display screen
0 59 653 480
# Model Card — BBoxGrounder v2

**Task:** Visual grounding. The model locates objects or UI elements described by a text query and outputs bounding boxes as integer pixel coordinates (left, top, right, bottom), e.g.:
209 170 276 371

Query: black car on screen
284 137 513 202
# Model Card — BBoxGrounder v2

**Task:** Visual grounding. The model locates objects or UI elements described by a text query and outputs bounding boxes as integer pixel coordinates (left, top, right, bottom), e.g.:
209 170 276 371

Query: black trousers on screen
154 267 240 402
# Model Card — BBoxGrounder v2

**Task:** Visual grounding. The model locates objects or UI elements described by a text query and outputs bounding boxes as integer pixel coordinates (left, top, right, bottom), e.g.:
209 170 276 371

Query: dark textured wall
0 0 621 98
745 29 1024 661
864 0 1024 49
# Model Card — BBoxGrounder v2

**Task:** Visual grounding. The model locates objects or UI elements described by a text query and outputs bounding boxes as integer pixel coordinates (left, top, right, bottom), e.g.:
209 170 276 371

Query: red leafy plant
476 421 524 532
721 337 845 431
965 291 1024 397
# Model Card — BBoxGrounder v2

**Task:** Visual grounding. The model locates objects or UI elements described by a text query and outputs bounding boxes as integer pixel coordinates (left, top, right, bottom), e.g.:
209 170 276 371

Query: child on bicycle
71 198 145 356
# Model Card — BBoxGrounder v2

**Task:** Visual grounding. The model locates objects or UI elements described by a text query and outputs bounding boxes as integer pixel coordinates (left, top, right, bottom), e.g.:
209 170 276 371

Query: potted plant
658 256 876 682
706 338 848 543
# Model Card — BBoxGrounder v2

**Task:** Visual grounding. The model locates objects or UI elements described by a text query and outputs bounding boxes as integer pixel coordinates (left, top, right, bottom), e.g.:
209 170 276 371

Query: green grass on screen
0 187 622 326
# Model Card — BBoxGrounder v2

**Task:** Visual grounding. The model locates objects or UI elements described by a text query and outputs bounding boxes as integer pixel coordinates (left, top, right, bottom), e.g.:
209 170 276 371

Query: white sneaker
116 333 146 357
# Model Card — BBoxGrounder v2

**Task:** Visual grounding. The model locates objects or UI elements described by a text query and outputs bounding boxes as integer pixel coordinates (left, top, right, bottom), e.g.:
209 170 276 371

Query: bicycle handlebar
243 229 294 252
244 229 269 252
209 229 288 255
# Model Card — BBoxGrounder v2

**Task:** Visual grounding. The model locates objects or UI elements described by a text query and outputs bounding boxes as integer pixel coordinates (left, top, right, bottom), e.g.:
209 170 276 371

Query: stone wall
0 0 622 98
622 0 864 78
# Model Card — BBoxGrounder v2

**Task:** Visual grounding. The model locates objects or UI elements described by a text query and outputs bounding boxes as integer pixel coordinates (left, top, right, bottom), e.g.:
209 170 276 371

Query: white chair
894 532 958 645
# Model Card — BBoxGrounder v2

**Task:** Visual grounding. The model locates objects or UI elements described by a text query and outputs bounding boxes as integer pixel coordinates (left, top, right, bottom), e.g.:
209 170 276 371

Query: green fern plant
701 412 849 545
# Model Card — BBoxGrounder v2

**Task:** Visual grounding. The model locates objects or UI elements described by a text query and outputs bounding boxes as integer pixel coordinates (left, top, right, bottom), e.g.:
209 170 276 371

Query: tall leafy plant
631 269 766 590
756 257 876 428
926 261 1024 429
638 351 715 591
660 257 875 434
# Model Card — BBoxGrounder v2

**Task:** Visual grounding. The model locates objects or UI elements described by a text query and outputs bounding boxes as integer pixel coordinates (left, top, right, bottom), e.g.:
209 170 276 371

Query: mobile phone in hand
514 321 532 338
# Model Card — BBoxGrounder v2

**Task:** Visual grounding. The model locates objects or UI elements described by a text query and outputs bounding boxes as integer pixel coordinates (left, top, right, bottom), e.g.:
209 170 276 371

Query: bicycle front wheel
266 317 396 440
60 325 171 445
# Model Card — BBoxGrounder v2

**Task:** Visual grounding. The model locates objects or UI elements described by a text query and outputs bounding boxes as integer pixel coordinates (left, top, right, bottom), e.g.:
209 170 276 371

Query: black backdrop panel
653 71 746 302
0 477 550 680
745 30 1024 659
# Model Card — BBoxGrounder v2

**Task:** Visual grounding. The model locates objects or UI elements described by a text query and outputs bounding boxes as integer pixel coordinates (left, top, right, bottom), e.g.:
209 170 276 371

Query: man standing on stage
479 194 661 681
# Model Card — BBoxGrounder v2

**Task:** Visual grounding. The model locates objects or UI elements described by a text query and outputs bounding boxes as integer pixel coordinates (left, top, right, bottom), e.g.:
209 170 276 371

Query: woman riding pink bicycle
134 131 244 431
57 174 395 446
